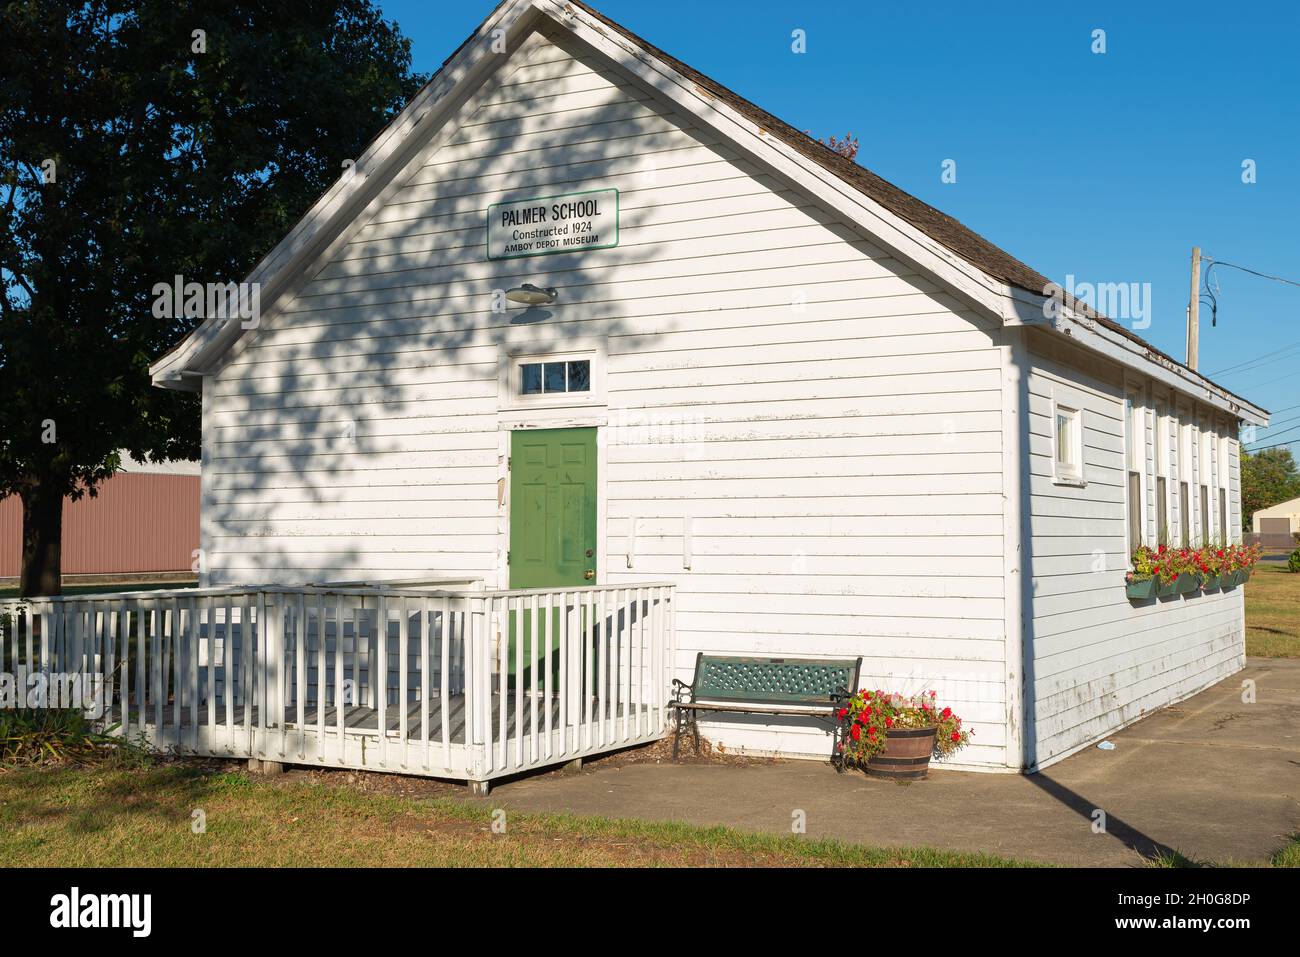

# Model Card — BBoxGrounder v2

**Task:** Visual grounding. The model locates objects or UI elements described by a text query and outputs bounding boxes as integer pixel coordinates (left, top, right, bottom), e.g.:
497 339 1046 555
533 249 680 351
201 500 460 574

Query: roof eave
1005 287 1269 425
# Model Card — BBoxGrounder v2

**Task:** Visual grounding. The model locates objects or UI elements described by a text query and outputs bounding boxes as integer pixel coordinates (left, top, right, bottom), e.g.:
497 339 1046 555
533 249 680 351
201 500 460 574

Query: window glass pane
1128 471 1142 553
1155 408 1167 473
1179 482 1190 545
520 363 542 395
1125 395 1135 470
543 362 567 393
1055 413 1071 466
1156 477 1168 544
567 360 591 392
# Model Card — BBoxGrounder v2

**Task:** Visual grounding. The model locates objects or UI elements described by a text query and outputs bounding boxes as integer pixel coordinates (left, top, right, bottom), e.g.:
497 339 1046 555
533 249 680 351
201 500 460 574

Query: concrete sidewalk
470 658 1300 866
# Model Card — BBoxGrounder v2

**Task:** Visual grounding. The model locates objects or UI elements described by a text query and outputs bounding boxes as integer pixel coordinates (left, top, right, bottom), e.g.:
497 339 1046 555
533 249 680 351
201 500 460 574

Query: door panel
508 428 597 683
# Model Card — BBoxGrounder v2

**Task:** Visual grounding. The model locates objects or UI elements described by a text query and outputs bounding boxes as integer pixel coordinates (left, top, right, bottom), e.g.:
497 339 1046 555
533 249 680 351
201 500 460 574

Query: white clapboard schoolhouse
145 0 1268 775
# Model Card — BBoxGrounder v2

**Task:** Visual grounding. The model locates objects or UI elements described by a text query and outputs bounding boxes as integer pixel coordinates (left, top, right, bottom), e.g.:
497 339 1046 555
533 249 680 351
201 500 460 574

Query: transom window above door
520 359 591 395
498 345 605 414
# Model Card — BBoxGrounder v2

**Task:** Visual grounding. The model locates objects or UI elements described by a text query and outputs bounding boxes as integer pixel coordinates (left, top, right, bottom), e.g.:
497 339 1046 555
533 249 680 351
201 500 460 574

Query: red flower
941 707 952 719
951 731 960 742
850 725 861 740
867 726 877 737
837 707 848 720
885 716 893 728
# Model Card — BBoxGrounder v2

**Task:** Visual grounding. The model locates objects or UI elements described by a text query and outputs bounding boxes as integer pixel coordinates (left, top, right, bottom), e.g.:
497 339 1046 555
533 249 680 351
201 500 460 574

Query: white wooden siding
202 27 1008 766
1023 331 1244 768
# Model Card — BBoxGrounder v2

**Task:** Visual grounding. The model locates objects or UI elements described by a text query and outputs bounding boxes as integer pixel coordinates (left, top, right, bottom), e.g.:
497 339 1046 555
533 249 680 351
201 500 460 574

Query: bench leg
691 709 701 754
671 707 683 761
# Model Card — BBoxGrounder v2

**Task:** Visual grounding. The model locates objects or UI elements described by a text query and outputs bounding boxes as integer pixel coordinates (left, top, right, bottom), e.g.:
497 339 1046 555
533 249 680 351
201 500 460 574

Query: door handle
584 569 595 580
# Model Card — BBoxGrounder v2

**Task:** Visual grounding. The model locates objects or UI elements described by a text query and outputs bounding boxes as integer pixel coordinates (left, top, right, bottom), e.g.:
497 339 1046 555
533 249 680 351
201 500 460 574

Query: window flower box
1128 543 1261 601
1125 578 1157 600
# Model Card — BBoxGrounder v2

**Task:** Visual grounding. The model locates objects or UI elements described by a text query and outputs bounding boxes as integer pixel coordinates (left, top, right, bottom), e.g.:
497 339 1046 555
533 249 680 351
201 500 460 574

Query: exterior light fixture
505 283 558 305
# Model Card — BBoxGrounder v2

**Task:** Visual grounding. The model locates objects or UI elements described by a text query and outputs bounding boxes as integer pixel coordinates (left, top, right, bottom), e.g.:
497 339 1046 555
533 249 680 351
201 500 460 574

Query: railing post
255 591 268 758
667 586 676 731
468 597 485 772
293 590 302 754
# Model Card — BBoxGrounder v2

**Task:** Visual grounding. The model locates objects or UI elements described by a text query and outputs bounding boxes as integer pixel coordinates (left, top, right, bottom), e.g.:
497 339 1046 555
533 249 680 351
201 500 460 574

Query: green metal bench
669 653 863 761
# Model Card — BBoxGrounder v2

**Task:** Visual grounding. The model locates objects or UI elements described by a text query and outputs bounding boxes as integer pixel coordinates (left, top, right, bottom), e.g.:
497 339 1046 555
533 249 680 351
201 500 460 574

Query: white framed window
1177 404 1192 546
1219 429 1233 543
1052 401 1084 485
1124 384 1147 553
1154 397 1170 545
519 358 591 396
497 344 606 411
1197 417 1211 545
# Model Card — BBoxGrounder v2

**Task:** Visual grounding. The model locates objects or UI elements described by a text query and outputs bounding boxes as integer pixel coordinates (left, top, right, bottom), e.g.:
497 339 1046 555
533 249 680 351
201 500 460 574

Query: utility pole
1186 246 1201 370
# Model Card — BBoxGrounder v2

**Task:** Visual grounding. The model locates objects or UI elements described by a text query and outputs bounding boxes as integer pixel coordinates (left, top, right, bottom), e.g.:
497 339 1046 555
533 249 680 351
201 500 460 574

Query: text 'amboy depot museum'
144 0 1267 775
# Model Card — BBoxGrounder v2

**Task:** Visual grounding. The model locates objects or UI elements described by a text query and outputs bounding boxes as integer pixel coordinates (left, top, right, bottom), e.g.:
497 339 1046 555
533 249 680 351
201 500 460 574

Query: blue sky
380 0 1300 442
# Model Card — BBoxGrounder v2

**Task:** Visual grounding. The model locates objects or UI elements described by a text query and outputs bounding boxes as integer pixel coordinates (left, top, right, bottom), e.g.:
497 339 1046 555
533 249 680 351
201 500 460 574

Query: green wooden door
508 428 597 683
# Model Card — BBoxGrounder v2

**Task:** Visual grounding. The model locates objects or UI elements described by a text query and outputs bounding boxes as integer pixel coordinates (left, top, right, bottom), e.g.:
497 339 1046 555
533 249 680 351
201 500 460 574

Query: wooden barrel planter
866 726 937 780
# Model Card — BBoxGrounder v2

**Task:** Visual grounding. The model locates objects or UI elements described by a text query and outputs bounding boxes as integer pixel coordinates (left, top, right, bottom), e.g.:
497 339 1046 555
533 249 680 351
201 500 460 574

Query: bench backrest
691 654 863 706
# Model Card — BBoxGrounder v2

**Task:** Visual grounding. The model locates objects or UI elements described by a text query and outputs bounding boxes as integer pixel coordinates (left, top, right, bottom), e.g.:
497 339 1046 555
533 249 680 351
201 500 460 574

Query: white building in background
1253 496 1300 536
150 0 1268 771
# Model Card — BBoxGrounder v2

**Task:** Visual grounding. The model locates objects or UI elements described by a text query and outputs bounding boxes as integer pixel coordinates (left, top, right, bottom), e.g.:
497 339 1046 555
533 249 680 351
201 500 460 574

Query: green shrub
0 709 145 766
1289 548 1300 573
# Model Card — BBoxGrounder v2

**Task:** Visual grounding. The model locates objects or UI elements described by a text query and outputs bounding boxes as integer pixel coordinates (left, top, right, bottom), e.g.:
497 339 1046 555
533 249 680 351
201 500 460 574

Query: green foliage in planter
836 689 972 765
1128 542 1264 596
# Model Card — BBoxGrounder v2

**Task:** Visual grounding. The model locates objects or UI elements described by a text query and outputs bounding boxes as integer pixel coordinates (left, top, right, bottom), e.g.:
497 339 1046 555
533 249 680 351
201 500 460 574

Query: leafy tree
0 0 425 595
1240 447 1300 531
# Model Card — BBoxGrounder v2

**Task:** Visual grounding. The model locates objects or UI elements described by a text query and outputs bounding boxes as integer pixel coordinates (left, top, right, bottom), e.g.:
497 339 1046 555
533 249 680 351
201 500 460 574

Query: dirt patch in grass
580 732 785 770
243 731 787 804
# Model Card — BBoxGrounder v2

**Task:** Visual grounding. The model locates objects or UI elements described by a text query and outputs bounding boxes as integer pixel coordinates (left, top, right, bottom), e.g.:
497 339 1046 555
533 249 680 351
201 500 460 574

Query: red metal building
0 458 199 579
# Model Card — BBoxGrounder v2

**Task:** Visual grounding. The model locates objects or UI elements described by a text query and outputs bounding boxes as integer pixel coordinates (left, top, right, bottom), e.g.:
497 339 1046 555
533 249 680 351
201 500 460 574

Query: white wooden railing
0 583 675 787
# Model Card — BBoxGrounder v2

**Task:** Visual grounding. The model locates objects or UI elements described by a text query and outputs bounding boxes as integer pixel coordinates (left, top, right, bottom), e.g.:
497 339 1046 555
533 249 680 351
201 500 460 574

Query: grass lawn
1244 563 1300 658
1149 834 1300 868
0 762 1034 868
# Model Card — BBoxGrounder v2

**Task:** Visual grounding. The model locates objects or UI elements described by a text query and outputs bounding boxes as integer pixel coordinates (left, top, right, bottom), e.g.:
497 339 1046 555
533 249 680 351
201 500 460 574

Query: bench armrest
671 678 693 704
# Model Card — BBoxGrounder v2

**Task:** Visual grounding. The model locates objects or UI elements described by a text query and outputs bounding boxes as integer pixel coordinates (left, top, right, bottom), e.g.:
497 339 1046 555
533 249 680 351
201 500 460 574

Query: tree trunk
19 483 64 597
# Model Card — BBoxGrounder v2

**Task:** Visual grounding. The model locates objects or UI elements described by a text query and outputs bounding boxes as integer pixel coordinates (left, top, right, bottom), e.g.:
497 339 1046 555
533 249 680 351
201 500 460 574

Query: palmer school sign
487 187 619 260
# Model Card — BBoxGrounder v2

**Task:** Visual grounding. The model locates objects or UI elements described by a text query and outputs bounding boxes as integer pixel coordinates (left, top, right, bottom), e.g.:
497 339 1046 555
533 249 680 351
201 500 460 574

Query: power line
1240 368 1299 391
1203 258 1300 290
1198 257 1300 369
1245 437 1300 452
1245 421 1300 447
1258 411 1300 432
1210 338 1300 378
